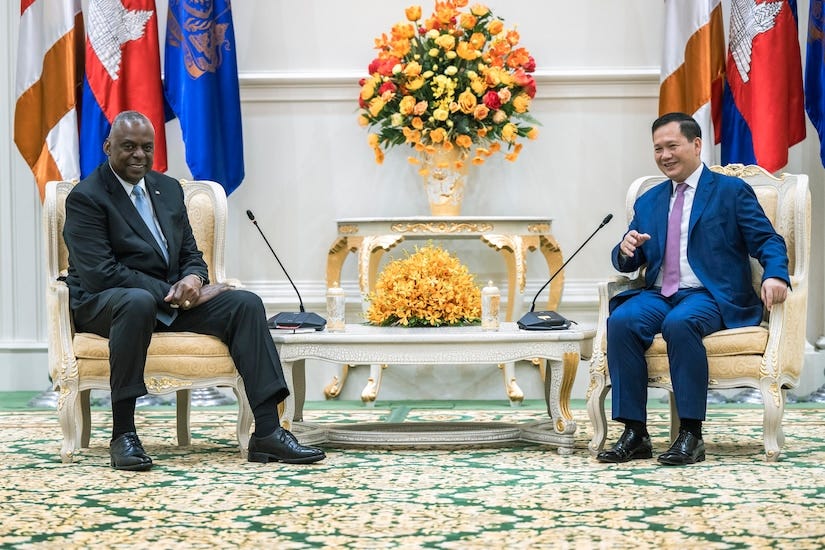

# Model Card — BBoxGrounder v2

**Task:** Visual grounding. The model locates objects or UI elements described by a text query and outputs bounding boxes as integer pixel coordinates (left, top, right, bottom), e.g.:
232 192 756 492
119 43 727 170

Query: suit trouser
72 288 289 408
606 288 724 423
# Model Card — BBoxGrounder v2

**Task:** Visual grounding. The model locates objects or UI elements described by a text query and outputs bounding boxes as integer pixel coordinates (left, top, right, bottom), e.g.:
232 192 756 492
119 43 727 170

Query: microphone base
517 311 572 331
267 312 327 331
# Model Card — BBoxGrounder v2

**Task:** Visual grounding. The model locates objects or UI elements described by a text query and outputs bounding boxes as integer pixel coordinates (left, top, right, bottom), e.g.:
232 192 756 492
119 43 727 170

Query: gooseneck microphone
246 210 326 330
518 213 613 330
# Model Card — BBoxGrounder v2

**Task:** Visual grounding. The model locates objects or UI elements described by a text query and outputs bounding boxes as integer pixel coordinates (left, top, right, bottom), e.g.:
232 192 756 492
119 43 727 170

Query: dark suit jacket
610 165 790 329
63 163 209 319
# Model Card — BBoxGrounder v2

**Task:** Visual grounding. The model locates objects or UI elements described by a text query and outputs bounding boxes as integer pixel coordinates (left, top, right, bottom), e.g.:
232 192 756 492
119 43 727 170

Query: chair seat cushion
645 325 769 357
73 332 236 378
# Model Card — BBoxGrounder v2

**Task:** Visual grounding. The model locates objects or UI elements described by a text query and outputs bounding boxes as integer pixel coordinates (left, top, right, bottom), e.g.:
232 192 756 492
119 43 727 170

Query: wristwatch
191 273 207 286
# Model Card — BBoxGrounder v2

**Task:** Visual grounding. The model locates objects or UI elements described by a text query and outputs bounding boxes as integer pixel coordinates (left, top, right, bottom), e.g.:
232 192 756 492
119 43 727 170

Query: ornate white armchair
586 165 811 461
43 179 253 463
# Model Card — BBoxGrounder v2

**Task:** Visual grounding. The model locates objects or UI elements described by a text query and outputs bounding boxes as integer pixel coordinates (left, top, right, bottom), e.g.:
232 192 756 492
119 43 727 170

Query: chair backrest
624 164 811 315
43 179 229 285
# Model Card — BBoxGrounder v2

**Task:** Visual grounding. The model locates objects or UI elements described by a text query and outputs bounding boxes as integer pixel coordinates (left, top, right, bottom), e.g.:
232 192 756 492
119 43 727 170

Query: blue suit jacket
610 165 789 329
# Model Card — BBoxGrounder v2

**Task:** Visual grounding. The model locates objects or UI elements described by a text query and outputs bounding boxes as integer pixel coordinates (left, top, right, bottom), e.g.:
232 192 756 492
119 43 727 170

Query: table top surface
338 216 554 223
270 322 595 344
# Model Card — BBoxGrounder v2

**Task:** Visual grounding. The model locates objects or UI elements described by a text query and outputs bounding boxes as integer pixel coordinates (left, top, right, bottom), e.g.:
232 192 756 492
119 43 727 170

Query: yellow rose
368 133 379 147
430 127 447 143
399 95 416 115
358 114 369 127
512 93 530 113
391 113 403 126
435 34 456 51
405 5 422 21
501 123 517 142
487 20 504 35
429 48 440 57
457 88 477 114
433 108 449 121
403 60 422 77
407 76 426 91
369 97 386 117
497 88 511 104
470 4 490 17
455 134 473 148
473 104 489 120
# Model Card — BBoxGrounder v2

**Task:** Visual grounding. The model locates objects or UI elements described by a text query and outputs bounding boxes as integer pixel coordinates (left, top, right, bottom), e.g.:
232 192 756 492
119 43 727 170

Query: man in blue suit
597 112 789 466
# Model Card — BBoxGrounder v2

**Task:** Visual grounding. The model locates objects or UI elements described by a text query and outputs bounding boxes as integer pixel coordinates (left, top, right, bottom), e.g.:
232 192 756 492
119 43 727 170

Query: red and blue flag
79 0 167 177
721 0 805 172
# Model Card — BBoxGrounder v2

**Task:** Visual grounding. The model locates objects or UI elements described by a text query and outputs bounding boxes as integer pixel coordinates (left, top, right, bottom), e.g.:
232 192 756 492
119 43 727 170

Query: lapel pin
155 190 160 195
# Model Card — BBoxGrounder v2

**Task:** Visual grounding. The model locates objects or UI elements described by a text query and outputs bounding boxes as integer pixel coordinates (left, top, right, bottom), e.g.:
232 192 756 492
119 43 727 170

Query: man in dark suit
63 110 325 471
597 112 789 466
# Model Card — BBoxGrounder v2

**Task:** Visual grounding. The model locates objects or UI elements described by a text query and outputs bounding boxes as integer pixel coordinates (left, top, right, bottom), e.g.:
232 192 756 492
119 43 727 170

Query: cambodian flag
721 0 805 172
164 0 244 195
805 0 825 167
79 0 167 177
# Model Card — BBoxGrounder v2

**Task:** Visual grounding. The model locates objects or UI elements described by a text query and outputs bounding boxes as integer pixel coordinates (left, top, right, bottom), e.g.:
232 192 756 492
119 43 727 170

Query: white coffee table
271 323 595 454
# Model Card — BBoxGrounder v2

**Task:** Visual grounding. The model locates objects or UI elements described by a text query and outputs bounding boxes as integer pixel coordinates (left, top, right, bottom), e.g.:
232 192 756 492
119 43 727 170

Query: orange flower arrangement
366 245 481 327
358 1 539 170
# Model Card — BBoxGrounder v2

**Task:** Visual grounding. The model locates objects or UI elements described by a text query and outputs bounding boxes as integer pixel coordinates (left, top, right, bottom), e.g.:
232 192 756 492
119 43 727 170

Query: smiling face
104 115 155 184
653 121 702 183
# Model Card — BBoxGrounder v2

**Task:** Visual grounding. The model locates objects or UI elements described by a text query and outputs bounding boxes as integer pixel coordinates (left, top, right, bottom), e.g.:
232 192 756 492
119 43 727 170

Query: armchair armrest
46 279 78 389
764 274 807 384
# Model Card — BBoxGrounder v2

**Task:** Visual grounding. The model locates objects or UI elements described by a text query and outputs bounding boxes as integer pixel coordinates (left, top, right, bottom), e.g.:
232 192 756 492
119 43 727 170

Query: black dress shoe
657 430 705 465
596 427 653 463
248 427 326 464
110 432 153 471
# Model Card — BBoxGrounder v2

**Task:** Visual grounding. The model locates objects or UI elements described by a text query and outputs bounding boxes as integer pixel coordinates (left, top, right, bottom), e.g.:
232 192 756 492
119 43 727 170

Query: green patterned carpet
1 395 824 549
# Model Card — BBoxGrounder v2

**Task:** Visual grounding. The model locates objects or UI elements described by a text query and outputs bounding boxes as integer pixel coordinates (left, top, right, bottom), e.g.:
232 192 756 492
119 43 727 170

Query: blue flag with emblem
806 0 825 167
163 0 244 194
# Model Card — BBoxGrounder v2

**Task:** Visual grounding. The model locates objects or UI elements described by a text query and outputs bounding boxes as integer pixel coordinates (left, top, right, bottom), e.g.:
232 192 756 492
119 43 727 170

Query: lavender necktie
661 183 687 297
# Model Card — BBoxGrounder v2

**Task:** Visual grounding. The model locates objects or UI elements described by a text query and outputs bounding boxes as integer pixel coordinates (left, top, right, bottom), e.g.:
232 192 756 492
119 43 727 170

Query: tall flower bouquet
358 1 539 168
366 245 481 327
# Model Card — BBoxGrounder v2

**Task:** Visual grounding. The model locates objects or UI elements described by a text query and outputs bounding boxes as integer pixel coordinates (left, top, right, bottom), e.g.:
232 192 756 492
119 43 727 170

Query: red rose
359 77 366 86
379 81 398 95
483 91 502 110
368 56 400 76
524 56 536 73
513 69 537 99
359 96 368 108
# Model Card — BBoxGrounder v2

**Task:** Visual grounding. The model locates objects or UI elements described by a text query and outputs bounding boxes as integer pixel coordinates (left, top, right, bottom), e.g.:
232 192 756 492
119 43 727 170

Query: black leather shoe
658 430 705 465
110 432 153 471
248 427 326 464
596 427 653 463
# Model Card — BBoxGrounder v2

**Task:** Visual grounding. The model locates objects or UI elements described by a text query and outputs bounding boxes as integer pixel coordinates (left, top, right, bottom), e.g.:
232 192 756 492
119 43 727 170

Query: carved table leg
361 364 387 406
544 351 580 455
324 364 352 399
498 362 524 406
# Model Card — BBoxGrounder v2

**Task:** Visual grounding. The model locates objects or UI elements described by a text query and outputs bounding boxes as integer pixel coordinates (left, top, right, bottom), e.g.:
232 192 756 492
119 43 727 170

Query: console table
325 216 566 404
271 323 595 454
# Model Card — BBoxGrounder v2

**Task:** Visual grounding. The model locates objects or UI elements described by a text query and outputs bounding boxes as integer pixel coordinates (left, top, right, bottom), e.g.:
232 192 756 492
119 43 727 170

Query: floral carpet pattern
1 400 823 549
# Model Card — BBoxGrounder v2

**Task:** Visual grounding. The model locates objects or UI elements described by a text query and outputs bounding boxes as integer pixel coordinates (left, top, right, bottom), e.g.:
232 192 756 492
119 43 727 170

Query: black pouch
517 310 574 331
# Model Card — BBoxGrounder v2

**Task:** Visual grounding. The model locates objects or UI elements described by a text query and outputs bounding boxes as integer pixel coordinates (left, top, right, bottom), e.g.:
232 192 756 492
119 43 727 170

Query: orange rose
403 60 422 77
527 128 539 140
457 88 477 114
459 13 477 29
469 32 486 50
487 20 504 35
506 29 520 46
429 127 447 143
411 116 424 129
470 4 489 17
374 147 384 164
454 0 469 7
455 134 473 148
413 100 428 115
399 95 416 116
473 104 489 120
457 42 478 61
405 5 422 21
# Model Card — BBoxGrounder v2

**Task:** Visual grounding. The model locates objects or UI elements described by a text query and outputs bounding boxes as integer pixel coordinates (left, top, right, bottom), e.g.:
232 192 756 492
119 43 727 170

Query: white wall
2 0 824 401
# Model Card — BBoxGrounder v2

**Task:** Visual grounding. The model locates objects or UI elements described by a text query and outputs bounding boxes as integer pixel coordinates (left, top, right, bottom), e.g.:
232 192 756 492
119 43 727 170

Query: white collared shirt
654 163 704 290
